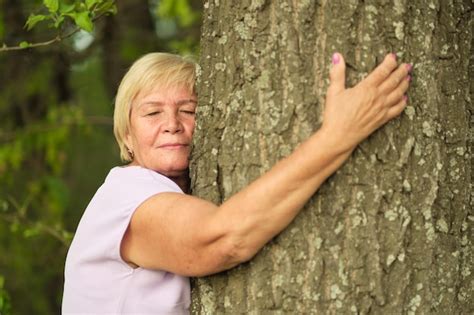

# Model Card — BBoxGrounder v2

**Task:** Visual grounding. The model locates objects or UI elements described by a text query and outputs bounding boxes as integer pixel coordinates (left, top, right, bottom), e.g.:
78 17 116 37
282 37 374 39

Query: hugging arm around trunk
120 53 412 276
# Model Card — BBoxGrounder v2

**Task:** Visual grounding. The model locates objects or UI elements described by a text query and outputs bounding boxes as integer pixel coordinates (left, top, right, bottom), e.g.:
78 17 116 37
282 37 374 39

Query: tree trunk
191 0 472 314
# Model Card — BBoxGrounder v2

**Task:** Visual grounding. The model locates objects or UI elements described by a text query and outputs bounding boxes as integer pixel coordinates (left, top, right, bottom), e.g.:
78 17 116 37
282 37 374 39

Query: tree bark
191 0 473 314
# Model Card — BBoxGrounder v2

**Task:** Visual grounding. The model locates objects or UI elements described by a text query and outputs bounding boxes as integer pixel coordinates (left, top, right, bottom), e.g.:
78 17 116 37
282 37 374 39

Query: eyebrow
138 99 197 108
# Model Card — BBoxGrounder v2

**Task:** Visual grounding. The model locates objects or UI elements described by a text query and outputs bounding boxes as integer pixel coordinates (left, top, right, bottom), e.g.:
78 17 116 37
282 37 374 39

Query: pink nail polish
403 95 408 101
391 53 397 60
332 53 340 65
406 75 412 82
406 63 413 72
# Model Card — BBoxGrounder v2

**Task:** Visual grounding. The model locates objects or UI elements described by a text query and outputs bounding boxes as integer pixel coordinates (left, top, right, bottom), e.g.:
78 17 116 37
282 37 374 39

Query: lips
158 143 189 149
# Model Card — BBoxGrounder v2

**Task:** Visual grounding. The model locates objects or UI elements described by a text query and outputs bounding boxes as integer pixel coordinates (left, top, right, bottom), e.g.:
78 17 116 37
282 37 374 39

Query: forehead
135 84 196 104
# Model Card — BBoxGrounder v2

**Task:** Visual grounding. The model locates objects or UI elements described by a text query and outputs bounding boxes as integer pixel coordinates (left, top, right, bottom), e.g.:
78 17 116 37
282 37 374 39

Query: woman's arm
121 53 411 276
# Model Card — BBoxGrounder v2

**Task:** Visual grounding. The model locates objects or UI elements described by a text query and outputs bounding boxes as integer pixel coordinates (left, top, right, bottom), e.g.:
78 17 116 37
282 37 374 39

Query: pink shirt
62 166 190 314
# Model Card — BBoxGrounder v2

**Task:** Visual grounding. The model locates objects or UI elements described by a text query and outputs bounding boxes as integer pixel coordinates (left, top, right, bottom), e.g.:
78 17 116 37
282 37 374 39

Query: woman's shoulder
74 165 183 231
102 165 182 194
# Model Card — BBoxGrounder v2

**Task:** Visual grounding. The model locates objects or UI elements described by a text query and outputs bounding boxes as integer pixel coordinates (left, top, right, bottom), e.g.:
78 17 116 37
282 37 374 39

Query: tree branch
1 195 72 247
0 212 72 247
0 35 63 52
0 1 116 53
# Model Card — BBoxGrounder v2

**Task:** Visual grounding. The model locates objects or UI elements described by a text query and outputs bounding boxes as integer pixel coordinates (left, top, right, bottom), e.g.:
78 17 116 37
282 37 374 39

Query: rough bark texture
191 0 473 314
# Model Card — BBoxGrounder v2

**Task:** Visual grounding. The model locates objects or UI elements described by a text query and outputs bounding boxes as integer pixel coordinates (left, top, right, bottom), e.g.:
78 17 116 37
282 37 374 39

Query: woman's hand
321 53 412 154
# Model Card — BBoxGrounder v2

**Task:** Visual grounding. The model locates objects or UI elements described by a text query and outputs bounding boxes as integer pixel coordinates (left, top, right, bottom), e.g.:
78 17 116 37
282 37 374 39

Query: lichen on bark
191 0 473 313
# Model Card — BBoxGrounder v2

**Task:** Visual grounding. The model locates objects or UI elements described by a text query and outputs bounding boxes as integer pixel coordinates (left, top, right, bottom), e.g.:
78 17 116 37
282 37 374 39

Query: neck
168 170 191 194
127 162 191 193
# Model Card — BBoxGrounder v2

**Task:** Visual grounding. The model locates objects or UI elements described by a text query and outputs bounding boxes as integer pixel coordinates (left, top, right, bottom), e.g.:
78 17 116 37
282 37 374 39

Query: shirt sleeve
106 168 183 267
67 167 183 274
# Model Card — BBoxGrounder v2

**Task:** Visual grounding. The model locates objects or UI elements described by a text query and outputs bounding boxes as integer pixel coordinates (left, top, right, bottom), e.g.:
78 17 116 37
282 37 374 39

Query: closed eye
180 110 196 115
146 111 161 116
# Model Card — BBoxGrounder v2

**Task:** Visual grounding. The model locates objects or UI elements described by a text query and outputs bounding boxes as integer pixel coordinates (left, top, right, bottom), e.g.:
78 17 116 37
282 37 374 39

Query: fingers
327 52 346 97
364 53 398 87
384 73 410 107
378 63 412 95
385 95 408 120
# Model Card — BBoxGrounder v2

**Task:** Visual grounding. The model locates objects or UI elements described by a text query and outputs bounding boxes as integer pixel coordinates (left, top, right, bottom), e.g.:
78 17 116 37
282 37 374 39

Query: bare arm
121 53 411 276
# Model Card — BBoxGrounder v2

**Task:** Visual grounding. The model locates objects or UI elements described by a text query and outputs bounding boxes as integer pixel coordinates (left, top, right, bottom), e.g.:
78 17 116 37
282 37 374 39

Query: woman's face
126 85 197 177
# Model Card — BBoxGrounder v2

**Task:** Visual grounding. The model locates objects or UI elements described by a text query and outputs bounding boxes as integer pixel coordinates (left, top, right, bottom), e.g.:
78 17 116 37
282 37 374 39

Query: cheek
132 124 158 147
187 119 196 134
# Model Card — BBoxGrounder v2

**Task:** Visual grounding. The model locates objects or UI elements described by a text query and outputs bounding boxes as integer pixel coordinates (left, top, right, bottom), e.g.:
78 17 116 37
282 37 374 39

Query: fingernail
406 63 413 72
406 75 412 82
390 53 397 60
403 95 408 102
332 53 340 65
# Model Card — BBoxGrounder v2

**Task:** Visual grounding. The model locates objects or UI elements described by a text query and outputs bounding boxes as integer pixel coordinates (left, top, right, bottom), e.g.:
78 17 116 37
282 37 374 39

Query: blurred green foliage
0 275 11 315
154 0 201 54
0 0 201 313
157 0 200 27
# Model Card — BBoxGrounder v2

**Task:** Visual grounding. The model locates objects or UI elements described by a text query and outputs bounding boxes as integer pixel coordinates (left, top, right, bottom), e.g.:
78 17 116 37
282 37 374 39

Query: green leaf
53 15 65 28
85 0 99 10
59 3 76 14
25 14 47 31
43 0 59 13
19 41 30 48
71 12 93 32
96 0 117 15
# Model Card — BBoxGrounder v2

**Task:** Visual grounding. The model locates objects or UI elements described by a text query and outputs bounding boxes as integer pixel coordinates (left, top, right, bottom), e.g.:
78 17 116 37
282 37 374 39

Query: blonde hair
113 52 197 162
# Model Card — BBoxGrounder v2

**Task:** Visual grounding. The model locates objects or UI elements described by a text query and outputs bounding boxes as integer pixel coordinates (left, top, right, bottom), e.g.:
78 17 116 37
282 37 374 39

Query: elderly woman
62 52 411 314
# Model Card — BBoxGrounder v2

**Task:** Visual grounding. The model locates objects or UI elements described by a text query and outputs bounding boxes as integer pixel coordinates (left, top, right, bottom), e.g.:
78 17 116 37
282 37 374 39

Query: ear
125 131 134 153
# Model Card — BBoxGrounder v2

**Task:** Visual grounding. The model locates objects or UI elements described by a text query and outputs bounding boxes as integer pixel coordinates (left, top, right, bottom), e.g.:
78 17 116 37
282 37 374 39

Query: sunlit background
0 0 201 313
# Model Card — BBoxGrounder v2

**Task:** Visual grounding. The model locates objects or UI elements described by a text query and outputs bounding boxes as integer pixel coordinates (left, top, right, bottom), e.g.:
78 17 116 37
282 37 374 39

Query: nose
163 112 183 134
